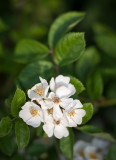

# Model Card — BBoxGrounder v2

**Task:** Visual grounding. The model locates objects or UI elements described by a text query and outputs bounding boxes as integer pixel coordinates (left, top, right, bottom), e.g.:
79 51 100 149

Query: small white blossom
64 100 86 127
43 109 69 139
28 77 49 100
19 101 43 127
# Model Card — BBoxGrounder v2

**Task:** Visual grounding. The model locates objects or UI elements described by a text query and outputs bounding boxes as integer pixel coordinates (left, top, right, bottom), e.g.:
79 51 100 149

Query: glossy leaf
0 116 13 137
55 32 85 66
86 72 103 100
15 119 30 150
70 76 85 95
81 125 116 142
81 103 93 125
11 88 26 117
48 11 85 49
18 61 54 90
60 128 74 160
14 39 49 63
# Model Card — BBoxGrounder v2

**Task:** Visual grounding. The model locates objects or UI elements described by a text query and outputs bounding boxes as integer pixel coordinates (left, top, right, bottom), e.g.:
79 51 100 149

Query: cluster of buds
19 75 86 139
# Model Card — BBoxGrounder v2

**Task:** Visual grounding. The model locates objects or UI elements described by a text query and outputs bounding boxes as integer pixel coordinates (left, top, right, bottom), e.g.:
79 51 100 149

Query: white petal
74 140 89 153
56 86 71 98
53 105 63 120
55 75 70 84
54 124 69 139
26 116 41 128
48 92 55 99
44 85 49 98
19 109 32 122
43 123 54 137
60 98 73 109
74 100 83 109
22 102 32 110
39 77 48 85
64 112 77 127
68 84 76 97
50 77 55 92
28 89 42 100
75 109 86 117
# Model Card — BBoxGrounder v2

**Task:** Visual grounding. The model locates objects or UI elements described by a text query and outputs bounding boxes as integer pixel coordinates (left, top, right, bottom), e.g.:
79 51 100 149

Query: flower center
47 108 53 115
52 97 61 104
30 108 38 117
35 86 44 96
89 153 98 159
78 150 84 157
67 110 75 117
54 119 60 125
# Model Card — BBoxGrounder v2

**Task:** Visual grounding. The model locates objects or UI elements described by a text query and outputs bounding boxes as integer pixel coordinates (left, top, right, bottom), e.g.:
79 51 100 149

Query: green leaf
55 32 85 66
11 88 26 117
81 125 116 142
15 119 30 150
18 61 54 90
76 46 100 81
86 72 103 100
14 39 49 63
94 24 116 58
60 128 74 160
0 134 16 156
48 11 85 49
82 103 93 125
0 18 8 32
36 123 43 136
0 116 13 137
69 76 85 95
107 145 116 160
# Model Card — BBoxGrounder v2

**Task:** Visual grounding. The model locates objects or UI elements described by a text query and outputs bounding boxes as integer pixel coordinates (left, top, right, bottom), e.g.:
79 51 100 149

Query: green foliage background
0 0 116 159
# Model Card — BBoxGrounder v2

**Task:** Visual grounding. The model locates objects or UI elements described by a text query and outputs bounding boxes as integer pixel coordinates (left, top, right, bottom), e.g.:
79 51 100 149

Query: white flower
43 109 69 139
63 100 86 127
28 77 49 100
74 140 89 160
84 146 103 160
50 75 76 98
19 101 43 128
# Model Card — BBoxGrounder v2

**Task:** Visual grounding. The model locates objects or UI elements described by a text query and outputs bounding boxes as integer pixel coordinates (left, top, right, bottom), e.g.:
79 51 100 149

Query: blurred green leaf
0 134 16 156
0 18 8 32
81 125 116 142
15 119 30 150
94 24 116 58
69 76 85 95
86 72 103 100
55 32 85 66
36 123 43 136
76 47 100 81
82 103 93 124
107 144 116 160
14 39 49 63
48 12 85 49
18 61 54 90
0 117 12 137
11 88 26 117
60 128 74 160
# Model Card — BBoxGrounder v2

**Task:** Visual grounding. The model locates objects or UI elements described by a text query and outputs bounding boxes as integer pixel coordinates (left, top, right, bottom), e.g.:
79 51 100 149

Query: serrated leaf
86 72 103 100
55 32 85 66
18 61 54 90
94 24 116 58
80 125 116 142
11 88 26 117
48 11 85 49
14 39 49 63
107 145 116 160
0 117 13 137
76 46 100 81
60 128 74 160
82 103 93 125
15 119 30 150
70 76 85 95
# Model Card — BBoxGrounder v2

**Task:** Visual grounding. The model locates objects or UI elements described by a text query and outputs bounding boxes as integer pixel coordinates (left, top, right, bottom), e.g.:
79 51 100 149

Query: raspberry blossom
19 75 86 139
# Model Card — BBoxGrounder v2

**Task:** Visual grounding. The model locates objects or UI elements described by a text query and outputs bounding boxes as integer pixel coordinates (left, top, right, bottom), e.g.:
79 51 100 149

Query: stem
49 49 59 75
93 98 116 107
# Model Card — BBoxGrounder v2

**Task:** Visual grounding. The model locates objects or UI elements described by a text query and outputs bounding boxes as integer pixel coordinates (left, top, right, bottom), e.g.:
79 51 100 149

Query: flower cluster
19 75 86 139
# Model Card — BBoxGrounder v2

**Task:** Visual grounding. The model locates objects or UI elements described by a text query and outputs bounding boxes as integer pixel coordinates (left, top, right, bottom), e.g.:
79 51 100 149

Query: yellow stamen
35 86 44 96
78 150 84 157
30 108 38 117
47 108 53 115
89 153 98 159
52 97 61 104
67 110 75 117
54 119 60 125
